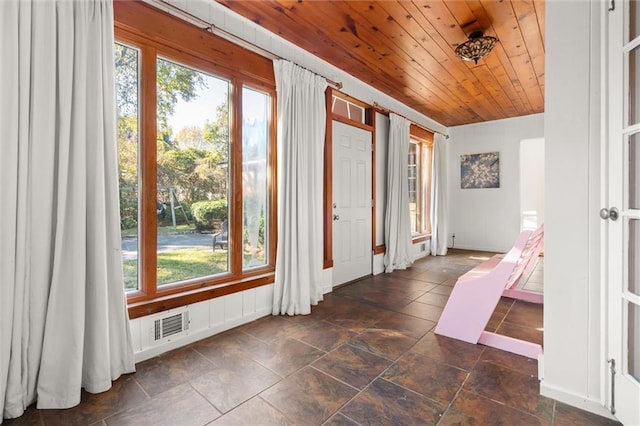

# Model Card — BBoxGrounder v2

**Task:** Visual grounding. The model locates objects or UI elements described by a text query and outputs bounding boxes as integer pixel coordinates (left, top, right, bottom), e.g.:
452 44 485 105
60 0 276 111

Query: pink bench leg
478 331 543 359
502 288 544 304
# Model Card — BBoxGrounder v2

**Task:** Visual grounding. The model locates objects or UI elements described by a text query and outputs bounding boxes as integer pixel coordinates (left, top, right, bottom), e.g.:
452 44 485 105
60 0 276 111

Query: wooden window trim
115 1 277 317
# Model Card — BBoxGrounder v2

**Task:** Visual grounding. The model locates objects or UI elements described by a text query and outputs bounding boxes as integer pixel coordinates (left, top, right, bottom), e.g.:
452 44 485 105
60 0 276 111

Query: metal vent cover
153 311 189 341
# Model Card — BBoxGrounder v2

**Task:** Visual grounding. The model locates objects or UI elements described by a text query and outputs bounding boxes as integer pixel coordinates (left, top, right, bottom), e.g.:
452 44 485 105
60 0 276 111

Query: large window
408 127 434 238
114 2 276 316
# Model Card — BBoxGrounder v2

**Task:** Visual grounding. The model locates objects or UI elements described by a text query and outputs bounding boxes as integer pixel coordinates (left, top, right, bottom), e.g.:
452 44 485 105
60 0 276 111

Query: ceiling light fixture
455 31 498 64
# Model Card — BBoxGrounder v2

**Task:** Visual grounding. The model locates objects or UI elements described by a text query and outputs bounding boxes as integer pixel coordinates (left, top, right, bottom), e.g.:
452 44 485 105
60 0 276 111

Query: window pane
422 143 433 235
629 302 640 382
332 96 349 118
630 0 640 42
348 103 364 123
115 43 140 292
332 95 365 124
630 219 640 297
631 133 639 209
242 87 269 269
408 142 419 234
156 58 230 286
630 45 640 126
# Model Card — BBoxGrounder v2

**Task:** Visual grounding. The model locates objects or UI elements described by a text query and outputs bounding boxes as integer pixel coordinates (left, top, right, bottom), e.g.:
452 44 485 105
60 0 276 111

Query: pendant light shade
455 31 498 64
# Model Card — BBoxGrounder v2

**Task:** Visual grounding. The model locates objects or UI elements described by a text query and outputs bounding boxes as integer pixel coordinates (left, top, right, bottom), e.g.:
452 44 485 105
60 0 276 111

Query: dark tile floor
6 250 620 425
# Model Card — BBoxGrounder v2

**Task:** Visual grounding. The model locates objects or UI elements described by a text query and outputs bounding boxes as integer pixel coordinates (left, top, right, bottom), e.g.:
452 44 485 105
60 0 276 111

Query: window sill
127 272 275 319
411 234 432 244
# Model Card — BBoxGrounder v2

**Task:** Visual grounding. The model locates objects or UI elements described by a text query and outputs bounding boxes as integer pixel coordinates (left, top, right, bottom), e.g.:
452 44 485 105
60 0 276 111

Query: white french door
605 1 640 423
332 121 372 286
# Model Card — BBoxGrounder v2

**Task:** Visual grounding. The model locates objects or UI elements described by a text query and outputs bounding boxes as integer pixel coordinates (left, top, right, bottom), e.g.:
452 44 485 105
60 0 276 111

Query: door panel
332 121 372 286
606 1 640 423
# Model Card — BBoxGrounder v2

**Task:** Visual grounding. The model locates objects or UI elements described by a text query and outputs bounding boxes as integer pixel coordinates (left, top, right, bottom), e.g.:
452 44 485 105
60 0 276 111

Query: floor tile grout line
434 371 473 425
254 394 299 425
186 381 224 419
456 387 553 424
93 374 153 425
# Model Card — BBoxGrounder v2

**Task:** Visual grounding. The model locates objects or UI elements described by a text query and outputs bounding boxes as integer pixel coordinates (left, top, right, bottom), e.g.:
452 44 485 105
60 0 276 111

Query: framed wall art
460 152 500 189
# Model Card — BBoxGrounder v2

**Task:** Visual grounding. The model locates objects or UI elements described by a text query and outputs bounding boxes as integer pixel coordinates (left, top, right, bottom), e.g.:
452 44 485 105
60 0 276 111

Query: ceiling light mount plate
455 31 498 64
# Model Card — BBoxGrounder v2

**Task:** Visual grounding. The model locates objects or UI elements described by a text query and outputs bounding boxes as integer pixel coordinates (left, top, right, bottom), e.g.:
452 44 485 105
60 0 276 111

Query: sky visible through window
168 79 267 133
168 79 227 132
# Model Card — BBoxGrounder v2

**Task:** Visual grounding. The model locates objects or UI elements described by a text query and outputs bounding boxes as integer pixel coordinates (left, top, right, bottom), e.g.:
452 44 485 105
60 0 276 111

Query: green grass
123 246 228 290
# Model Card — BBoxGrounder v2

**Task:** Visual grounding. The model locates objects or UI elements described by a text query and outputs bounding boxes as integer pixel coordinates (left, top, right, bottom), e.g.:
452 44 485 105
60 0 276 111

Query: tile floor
6 249 620 425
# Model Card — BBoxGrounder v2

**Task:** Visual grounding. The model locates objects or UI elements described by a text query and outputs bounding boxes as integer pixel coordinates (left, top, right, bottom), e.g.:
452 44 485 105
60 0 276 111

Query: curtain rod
373 102 449 139
148 0 343 90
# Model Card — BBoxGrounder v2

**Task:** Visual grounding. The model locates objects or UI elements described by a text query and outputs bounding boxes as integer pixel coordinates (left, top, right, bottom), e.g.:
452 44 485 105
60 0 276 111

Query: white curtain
383 114 414 273
0 0 135 420
272 60 328 316
430 133 449 256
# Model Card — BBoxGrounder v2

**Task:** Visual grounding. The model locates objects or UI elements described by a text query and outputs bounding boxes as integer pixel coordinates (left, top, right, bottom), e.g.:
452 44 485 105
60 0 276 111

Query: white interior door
332 121 372 286
605 1 640 423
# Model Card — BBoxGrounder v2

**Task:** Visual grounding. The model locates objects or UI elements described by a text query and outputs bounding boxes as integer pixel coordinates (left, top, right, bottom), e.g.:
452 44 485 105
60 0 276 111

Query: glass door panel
630 302 640 382
629 45 640 126
631 134 640 209
630 0 640 41
630 219 640 296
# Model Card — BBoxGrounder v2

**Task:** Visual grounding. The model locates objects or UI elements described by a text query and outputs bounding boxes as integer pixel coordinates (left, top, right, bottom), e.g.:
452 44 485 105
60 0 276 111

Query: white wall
542 0 607 417
448 114 544 252
520 138 545 230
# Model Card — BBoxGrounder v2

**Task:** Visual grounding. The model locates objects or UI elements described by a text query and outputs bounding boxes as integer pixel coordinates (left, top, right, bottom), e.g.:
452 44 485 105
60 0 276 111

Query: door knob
333 214 340 221
600 207 619 221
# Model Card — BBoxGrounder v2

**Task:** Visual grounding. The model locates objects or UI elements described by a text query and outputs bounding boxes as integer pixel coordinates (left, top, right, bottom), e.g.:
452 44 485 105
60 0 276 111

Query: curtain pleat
1 0 135 420
430 134 449 256
383 114 414 273
272 60 328 316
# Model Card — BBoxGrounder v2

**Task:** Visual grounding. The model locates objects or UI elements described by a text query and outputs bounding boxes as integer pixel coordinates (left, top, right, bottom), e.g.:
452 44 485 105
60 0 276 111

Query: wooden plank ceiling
214 0 545 127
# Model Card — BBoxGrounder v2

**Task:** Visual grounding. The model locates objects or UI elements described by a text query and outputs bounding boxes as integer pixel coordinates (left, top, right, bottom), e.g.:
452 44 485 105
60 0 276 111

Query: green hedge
191 199 228 231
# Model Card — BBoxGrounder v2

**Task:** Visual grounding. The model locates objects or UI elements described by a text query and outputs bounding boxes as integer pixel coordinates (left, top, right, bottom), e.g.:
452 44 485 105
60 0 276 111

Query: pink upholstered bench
434 226 544 359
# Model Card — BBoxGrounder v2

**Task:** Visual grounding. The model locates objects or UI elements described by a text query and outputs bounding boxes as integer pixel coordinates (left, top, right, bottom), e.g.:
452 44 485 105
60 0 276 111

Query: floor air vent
154 311 189 341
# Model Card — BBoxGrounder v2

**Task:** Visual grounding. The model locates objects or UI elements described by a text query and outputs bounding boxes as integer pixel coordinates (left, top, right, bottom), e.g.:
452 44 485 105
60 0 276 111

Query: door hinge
608 358 616 415
371 199 374 207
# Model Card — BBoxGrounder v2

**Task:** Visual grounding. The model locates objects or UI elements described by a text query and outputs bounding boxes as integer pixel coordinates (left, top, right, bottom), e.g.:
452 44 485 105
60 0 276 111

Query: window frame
114 1 277 319
408 124 434 243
